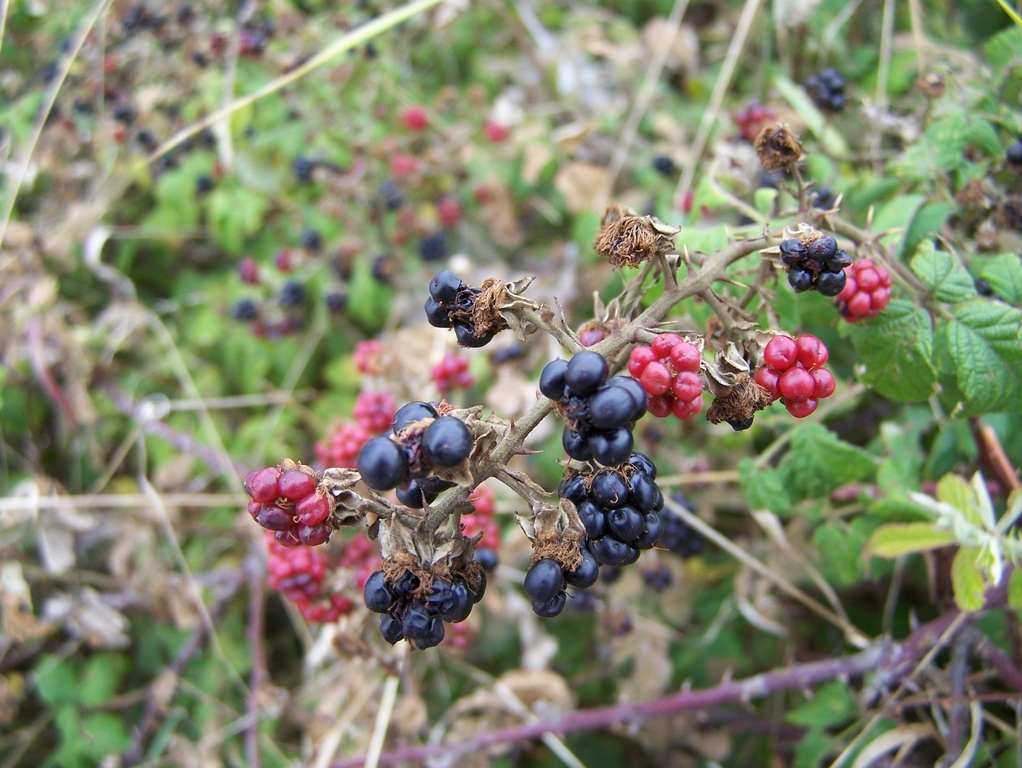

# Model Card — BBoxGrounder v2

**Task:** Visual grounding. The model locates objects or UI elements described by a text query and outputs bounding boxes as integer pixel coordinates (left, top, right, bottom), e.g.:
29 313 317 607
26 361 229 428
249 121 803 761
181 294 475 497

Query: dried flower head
754 124 804 171
594 203 680 268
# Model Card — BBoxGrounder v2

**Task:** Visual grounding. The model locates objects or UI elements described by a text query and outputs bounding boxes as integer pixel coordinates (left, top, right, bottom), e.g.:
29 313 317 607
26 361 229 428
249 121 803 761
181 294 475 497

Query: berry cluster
357 402 473 492
835 258 893 322
540 351 647 467
245 463 332 546
265 532 354 623
425 270 494 348
464 485 500 571
627 334 704 421
734 102 777 142
805 69 847 112
432 352 475 394
661 494 705 559
779 236 852 296
400 105 430 131
315 422 371 469
754 335 835 418
363 568 484 649
351 391 398 434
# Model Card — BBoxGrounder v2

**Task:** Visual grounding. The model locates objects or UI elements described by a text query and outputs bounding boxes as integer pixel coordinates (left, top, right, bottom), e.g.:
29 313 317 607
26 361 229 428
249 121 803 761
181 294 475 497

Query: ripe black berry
829 249 853 271
590 536 639 566
357 436 409 490
422 416 472 467
608 376 647 419
539 359 569 400
788 267 813 292
429 270 463 303
808 236 838 264
279 280 307 307
402 603 432 639
396 480 437 508
607 506 644 542
816 270 847 297
779 239 807 267
419 230 448 262
378 179 404 209
1008 142 1022 166
292 157 316 183
474 548 499 571
231 298 258 321
454 322 494 348
425 297 451 328
652 155 676 177
576 499 606 539
524 559 565 602
628 453 657 479
565 351 608 396
532 591 567 617
564 548 600 588
441 580 474 622
380 613 404 644
558 473 588 505
300 228 322 251
633 512 663 549
728 416 755 431
562 427 593 461
325 291 348 313
628 472 658 512
392 401 439 432
364 571 394 613
195 175 213 194
590 470 630 509
589 385 638 430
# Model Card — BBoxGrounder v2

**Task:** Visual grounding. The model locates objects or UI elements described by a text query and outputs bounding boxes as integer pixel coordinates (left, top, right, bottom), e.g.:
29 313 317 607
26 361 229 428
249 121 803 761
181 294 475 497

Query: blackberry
628 472 658 512
429 270 464 304
816 270 847 297
975 277 994 297
425 297 451 328
380 613 404 644
728 416 755 431
810 186 836 209
378 179 404 210
779 239 807 267
576 499 606 539
279 280 307 307
788 267 814 292
808 235 838 265
356 436 408 490
1008 142 1022 166
364 571 394 613
292 157 316 182
195 176 214 194
559 473 588 505
454 322 494 348
112 104 136 124
805 68 846 112
589 385 639 430
300 228 323 251
524 559 564 603
419 230 448 262
590 536 639 566
652 155 676 177
396 480 437 509
539 359 569 400
325 291 348 313
562 427 593 461
441 580 474 622
607 506 644 542
660 494 704 558
231 298 258 321
564 548 600 588
565 351 608 396
474 548 499 571
371 253 400 285
633 512 663 549
643 563 673 592
591 470 630 508
628 452 657 479
589 426 634 467
392 401 438 432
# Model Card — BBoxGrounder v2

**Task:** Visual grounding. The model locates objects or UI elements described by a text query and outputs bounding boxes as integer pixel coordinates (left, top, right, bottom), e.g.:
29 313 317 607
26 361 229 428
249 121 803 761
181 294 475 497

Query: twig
122 569 246 766
968 627 1022 693
968 416 1020 493
364 671 402 768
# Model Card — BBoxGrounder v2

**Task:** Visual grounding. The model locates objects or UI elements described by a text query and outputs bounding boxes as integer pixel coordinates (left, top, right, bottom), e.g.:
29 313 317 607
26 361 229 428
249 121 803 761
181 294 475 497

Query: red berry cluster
244 463 332 547
484 121 509 142
754 335 835 418
337 531 382 591
462 484 500 554
315 422 370 469
264 532 353 623
628 334 705 420
835 259 893 322
734 102 777 142
431 352 474 394
399 105 430 131
352 390 397 434
437 196 463 228
390 153 421 176
353 340 387 375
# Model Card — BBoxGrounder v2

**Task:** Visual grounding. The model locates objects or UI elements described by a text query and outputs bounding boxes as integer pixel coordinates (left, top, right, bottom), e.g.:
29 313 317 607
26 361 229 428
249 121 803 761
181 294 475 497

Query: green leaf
738 458 793 517
944 301 1022 414
910 242 976 303
872 194 926 248
867 522 955 557
936 473 974 517
206 186 270 255
899 202 955 261
754 187 778 215
79 653 129 707
813 521 872 587
980 253 1022 304
34 655 80 705
79 712 132 757
951 546 986 611
845 299 936 402
985 25 1022 69
786 680 858 728
774 75 849 156
782 423 876 499
1008 569 1022 611
867 495 936 522
794 727 835 768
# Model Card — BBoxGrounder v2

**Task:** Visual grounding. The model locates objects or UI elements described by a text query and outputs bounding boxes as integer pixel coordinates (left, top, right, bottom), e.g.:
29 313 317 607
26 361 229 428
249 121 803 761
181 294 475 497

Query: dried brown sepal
754 124 804 171
427 406 506 487
469 276 541 341
915 72 946 98
703 342 752 397
594 204 680 269
377 511 485 597
516 498 586 573
706 372 773 425
319 467 371 527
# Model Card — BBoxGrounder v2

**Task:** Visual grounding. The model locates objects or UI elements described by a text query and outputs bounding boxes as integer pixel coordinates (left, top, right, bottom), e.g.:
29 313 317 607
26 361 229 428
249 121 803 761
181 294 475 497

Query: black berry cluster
560 452 664 567
660 493 705 559
356 402 473 492
363 568 484 649
425 270 494 348
540 351 647 467
779 236 851 297
804 69 846 112
523 553 599 617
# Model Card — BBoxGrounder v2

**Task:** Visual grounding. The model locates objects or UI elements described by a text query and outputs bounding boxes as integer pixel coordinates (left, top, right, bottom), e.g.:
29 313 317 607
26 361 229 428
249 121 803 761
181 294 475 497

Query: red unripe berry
836 276 857 303
670 342 701 373
278 469 317 501
473 185 493 204
112 126 129 143
238 257 260 285
778 367 816 402
651 333 683 359
671 397 703 420
352 391 397 434
353 340 386 375
274 249 294 272
871 287 892 310
390 154 420 175
296 523 331 546
296 493 331 527
244 467 280 503
795 335 829 370
785 398 819 418
846 291 872 317
400 105 430 131
647 394 673 418
640 361 672 396
484 121 509 142
856 267 880 292
628 346 656 377
247 500 262 519
763 335 798 370
754 367 781 400
810 368 836 399
256 504 294 531
671 371 703 402
437 196 462 227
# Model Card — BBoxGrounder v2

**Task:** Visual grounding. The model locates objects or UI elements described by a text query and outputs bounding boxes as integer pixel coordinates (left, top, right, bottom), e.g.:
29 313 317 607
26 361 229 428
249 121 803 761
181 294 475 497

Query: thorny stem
519 306 583 354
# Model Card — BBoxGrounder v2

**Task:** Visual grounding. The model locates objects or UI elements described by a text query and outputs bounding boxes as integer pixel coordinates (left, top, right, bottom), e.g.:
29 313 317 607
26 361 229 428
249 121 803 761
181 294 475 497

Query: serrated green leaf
867 522 955 557
786 680 858 728
980 253 1022 304
774 75 849 156
206 186 270 255
1008 569 1022 611
910 242 976 303
846 299 936 402
899 202 955 261
813 521 871 587
783 424 876 499
738 458 793 517
945 301 1022 414
951 546 986 611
